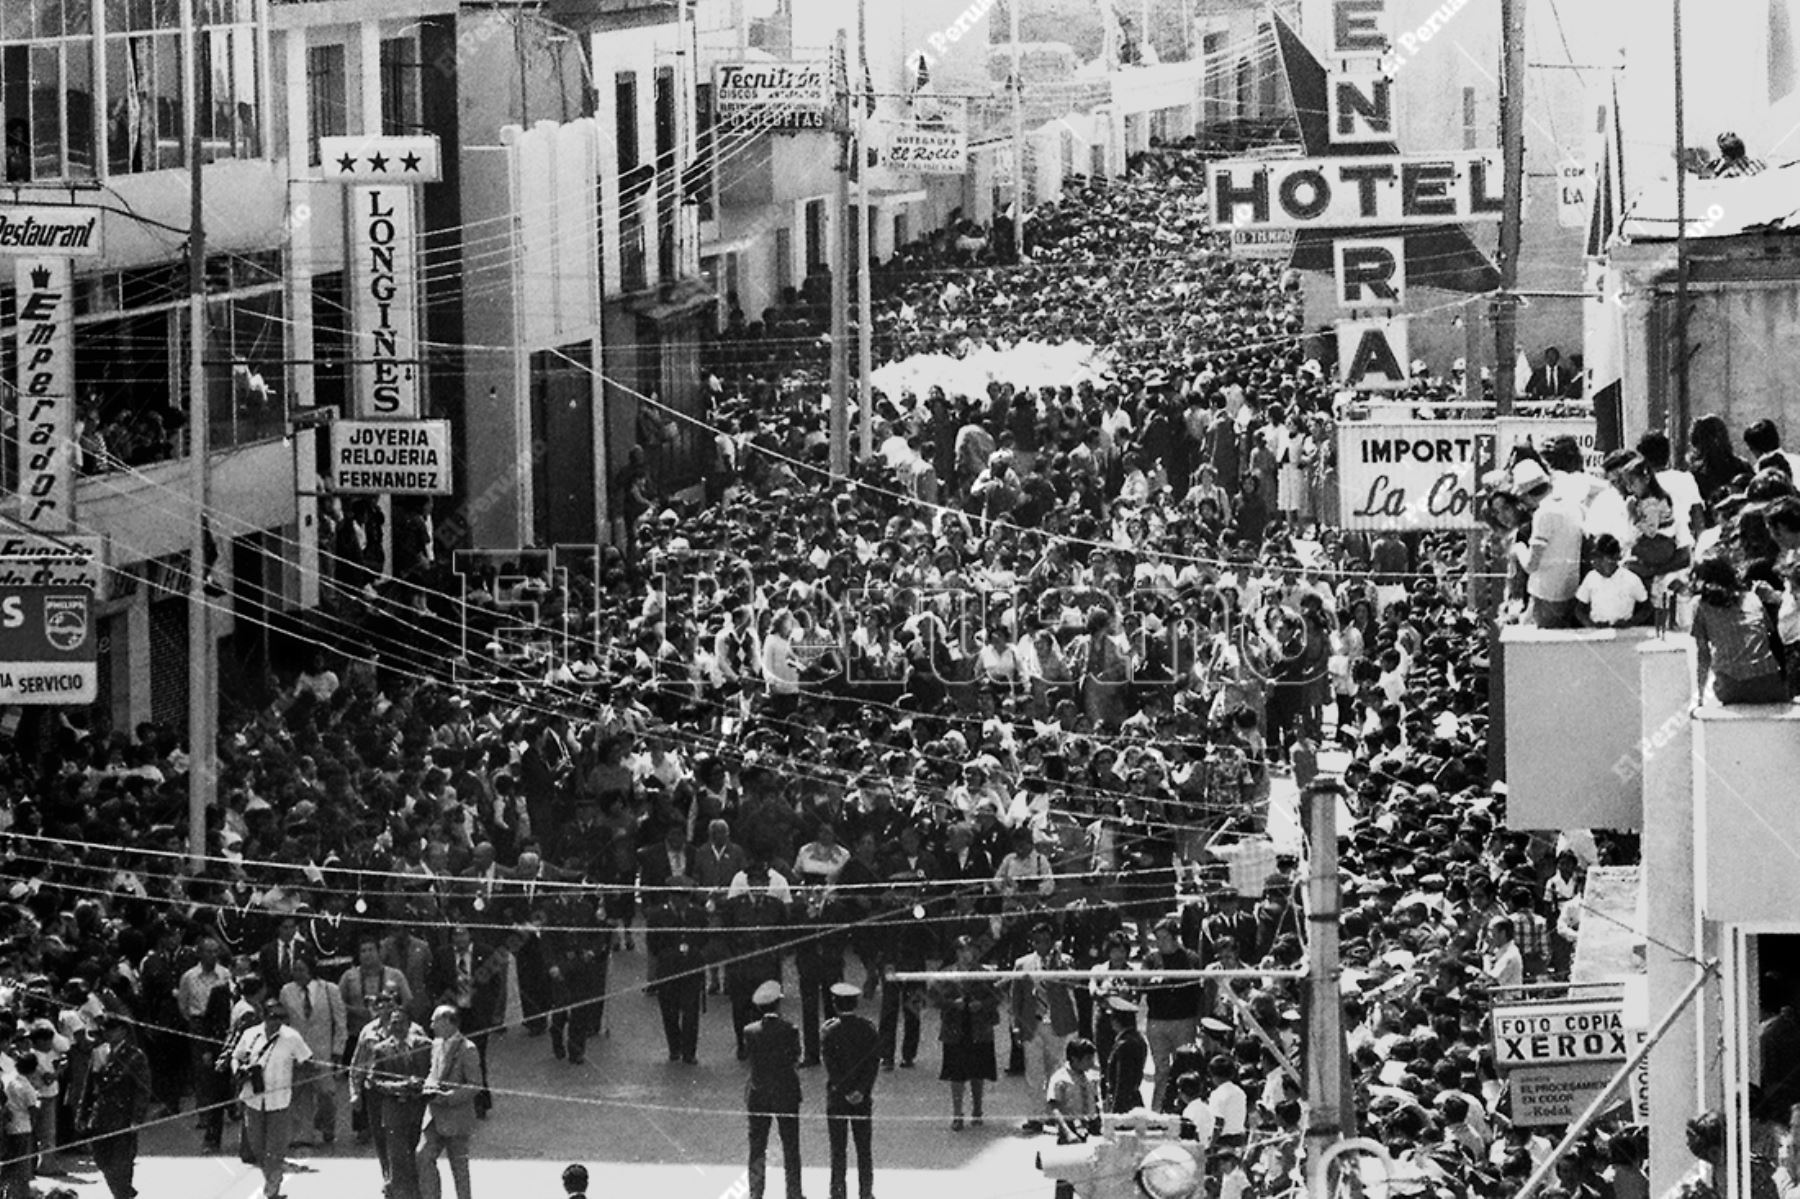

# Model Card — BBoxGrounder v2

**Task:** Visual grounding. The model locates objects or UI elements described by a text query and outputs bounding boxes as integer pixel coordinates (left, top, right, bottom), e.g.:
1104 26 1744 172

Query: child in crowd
1575 535 1649 628
1046 1038 1101 1199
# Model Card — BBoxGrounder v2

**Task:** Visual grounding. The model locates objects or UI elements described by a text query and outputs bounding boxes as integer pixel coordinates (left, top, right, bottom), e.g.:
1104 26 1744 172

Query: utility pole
856 0 874 462
1302 781 1355 1178
829 26 851 478
1010 0 1025 227
1672 0 1691 457
183 0 215 871
1493 0 1527 417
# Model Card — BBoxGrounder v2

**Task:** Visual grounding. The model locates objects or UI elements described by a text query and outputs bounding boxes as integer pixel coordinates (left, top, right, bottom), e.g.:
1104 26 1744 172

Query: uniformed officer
744 981 804 1199
644 879 705 1063
545 867 608 1066
1102 996 1149 1113
821 981 880 1199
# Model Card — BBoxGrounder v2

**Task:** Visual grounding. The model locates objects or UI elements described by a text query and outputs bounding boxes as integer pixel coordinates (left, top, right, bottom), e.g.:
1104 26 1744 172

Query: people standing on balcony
1689 414 1753 515
1690 554 1788 704
1509 459 1582 628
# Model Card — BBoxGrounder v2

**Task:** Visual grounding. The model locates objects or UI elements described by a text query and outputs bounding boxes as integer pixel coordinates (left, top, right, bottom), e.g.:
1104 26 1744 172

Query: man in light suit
417 1005 480 1199
278 954 347 1145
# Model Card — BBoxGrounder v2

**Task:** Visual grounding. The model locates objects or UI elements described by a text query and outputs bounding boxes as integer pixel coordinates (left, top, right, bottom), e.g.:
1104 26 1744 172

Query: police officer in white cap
744 980 804 1199
1102 996 1148 1113
821 982 879 1199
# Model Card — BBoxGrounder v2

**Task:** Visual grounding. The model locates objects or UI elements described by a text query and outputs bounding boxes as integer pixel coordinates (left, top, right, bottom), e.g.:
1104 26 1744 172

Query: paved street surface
49 948 1058 1199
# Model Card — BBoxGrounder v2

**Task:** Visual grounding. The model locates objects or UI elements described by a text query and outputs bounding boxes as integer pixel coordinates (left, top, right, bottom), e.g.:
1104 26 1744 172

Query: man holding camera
231 998 314 1199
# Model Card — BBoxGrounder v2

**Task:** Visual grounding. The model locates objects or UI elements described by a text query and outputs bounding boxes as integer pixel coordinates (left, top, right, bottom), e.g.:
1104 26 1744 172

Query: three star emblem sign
319 136 442 184
334 151 424 174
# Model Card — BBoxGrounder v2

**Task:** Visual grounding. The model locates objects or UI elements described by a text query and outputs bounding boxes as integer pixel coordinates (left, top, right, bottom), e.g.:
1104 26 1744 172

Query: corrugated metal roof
1618 161 1800 241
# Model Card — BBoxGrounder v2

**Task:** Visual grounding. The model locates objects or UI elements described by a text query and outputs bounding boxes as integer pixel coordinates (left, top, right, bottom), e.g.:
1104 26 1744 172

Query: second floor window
2 0 98 182
306 42 345 167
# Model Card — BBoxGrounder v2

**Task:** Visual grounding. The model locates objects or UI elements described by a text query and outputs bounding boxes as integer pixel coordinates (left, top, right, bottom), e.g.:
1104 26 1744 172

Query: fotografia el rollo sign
13 258 74 532
329 420 452 496
0 586 96 705
715 62 834 131
1491 999 1629 1070
351 187 421 420
886 127 968 174
0 206 103 257
1335 421 1495 530
1211 151 1503 229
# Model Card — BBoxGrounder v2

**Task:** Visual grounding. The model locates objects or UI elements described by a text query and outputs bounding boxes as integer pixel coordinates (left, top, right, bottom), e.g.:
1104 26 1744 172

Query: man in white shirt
1483 917 1525 988
279 956 347 1146
1207 1055 1249 1147
233 998 315 1199
1510 461 1582 628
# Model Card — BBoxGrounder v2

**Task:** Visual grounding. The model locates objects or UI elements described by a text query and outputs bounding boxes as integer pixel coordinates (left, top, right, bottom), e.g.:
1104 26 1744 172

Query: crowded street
0 1 1791 1199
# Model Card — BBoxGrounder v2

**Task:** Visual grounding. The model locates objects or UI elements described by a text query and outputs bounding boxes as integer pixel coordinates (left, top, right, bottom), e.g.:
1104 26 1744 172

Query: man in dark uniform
1103 996 1149 1113
644 878 705 1063
821 982 880 1199
744 981 804 1199
544 859 607 1065
725 864 789 1061
794 883 848 1067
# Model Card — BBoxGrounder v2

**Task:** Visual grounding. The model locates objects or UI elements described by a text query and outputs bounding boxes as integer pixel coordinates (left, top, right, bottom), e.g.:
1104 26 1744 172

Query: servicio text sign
0 586 96 704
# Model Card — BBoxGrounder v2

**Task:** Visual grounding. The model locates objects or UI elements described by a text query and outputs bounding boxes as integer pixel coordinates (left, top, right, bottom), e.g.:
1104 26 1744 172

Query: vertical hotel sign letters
2 207 103 532
352 186 420 419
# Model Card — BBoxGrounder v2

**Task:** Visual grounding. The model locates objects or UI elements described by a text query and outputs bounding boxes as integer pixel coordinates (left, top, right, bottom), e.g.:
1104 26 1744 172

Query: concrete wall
77 440 295 569
1501 627 1673 832
1693 704 1800 925
1611 238 1800 446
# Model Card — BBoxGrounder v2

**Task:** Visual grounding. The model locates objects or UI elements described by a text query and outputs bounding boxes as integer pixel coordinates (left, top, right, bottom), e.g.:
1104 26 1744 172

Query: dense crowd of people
0 136 1762 1199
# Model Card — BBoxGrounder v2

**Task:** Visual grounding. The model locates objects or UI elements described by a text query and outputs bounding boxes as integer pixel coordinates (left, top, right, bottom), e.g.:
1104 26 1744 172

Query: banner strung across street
13 258 74 532
350 186 422 420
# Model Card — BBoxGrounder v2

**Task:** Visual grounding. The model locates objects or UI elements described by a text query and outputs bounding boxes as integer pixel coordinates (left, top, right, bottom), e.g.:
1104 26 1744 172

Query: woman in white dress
1276 412 1307 526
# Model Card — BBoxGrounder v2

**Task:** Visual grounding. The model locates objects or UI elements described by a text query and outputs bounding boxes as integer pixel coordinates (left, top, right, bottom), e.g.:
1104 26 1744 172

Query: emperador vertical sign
1 206 99 533
349 186 420 420
13 257 74 529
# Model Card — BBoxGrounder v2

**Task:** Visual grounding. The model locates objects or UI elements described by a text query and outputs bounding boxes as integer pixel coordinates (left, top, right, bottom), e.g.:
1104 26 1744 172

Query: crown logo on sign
28 266 49 290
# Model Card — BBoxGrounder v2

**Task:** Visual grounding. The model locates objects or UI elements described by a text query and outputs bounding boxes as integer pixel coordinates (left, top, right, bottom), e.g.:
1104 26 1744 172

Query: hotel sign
1211 151 1504 229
